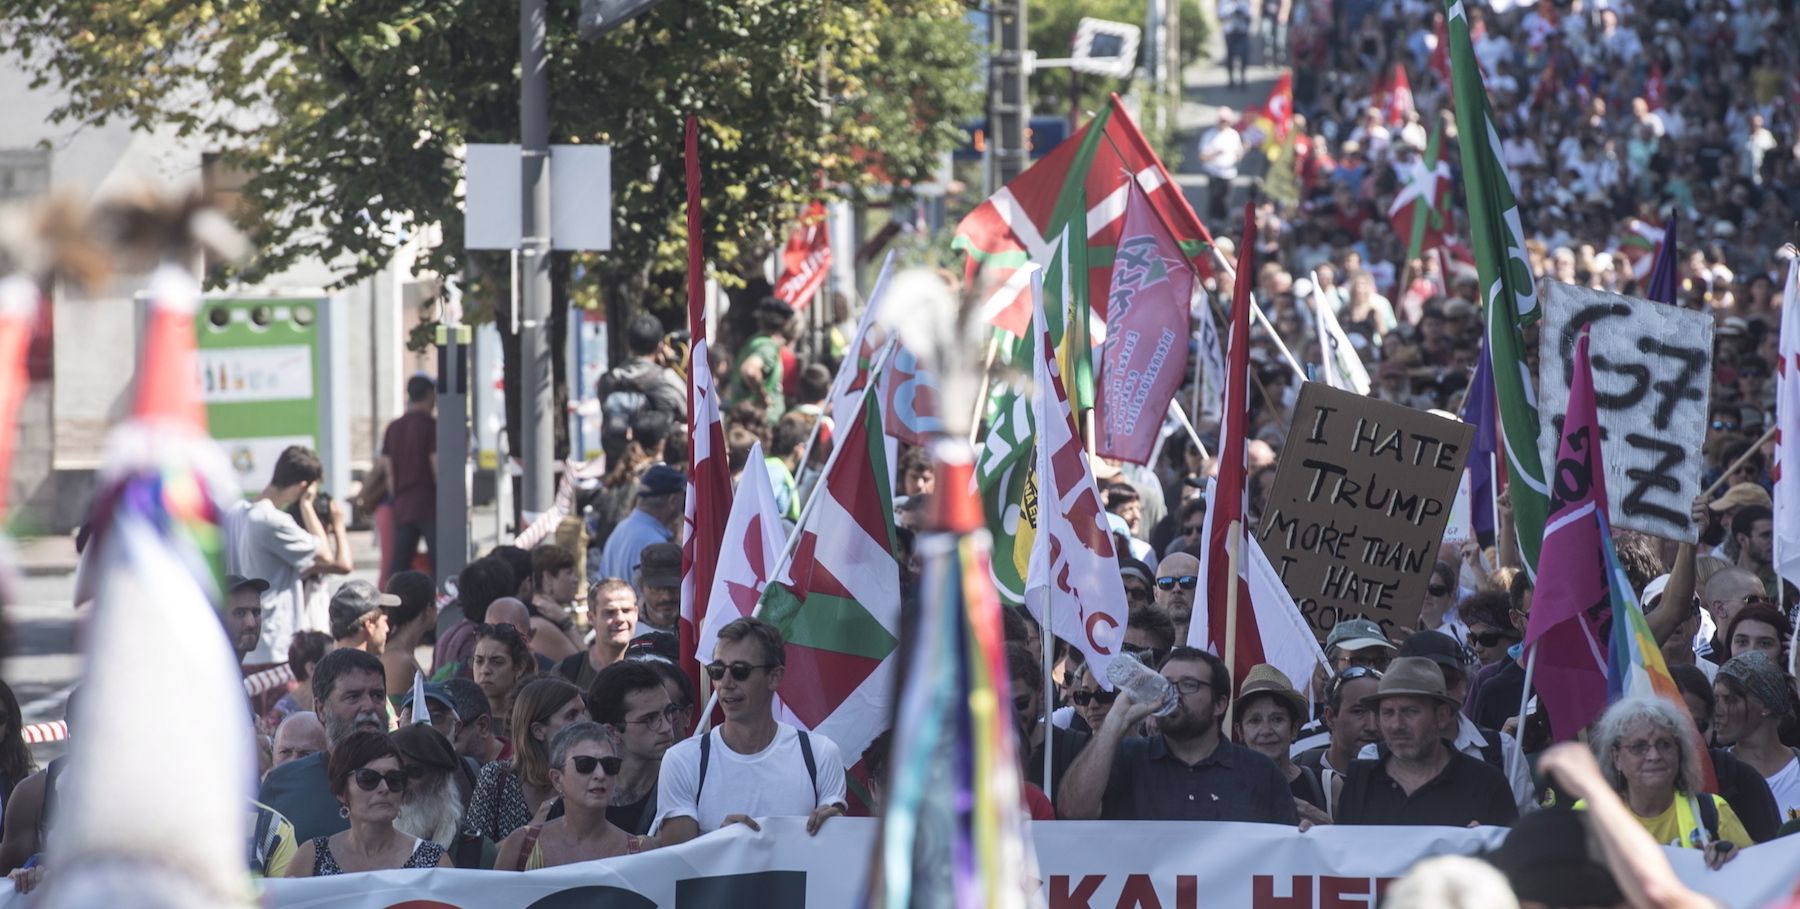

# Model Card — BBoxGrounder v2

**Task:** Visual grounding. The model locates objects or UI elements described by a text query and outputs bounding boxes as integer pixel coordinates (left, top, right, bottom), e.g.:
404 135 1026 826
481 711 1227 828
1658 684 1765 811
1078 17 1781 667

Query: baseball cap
639 542 682 588
626 631 680 663
398 681 459 719
1399 629 1465 671
225 574 269 595
1325 618 1394 654
328 579 400 639
638 464 685 497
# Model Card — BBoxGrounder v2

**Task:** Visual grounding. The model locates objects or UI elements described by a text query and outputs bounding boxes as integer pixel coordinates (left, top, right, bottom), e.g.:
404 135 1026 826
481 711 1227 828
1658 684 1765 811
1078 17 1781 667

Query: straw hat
1360 657 1460 709
1238 664 1307 721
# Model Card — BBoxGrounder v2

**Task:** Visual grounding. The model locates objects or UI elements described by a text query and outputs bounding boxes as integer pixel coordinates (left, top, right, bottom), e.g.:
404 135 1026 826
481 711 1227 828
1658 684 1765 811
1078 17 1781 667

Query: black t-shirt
1337 748 1518 828
607 780 660 835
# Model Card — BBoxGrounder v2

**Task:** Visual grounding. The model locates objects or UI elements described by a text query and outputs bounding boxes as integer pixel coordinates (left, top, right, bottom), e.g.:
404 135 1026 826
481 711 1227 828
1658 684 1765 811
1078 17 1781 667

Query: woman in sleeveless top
467 677 587 842
495 722 645 870
286 731 452 876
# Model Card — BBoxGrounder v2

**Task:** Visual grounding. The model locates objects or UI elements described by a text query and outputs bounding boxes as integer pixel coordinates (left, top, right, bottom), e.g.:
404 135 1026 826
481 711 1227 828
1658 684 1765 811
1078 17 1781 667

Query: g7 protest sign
1256 383 1472 642
1536 283 1714 542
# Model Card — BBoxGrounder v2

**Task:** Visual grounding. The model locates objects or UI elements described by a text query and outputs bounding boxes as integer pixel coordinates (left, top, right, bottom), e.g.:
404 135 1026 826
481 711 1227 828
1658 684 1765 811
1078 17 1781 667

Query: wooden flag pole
968 333 1001 444
1170 399 1212 462
1702 425 1776 497
1042 584 1056 805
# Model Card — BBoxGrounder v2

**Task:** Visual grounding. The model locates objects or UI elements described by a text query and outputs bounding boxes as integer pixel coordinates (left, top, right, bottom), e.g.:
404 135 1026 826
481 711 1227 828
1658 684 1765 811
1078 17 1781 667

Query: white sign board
1072 18 1142 79
464 143 612 251
1537 283 1714 541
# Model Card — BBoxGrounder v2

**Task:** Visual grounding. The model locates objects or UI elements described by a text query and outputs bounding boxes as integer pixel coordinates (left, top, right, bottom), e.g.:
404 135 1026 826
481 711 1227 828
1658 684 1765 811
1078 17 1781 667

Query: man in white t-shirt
226 445 350 669
652 617 847 843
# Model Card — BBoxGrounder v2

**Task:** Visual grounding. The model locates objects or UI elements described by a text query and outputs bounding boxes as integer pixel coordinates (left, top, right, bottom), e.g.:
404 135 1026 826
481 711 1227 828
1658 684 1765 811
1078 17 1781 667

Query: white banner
12 818 1797 909
1536 283 1714 541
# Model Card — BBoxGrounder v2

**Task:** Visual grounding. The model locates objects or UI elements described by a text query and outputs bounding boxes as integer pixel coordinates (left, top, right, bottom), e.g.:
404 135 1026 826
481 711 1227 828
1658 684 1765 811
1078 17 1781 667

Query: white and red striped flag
694 442 788 662
1189 207 1326 697
680 339 732 712
1773 253 1800 595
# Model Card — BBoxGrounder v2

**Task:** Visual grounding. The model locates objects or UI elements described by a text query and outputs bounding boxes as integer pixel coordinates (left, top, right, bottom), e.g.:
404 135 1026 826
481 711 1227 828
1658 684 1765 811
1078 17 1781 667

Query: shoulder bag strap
514 824 545 872
697 729 712 805
797 729 818 802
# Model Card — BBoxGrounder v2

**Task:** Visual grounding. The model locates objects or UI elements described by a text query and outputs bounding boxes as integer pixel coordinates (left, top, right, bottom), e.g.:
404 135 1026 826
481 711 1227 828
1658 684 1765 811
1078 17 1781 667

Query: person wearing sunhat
1235 665 1328 822
1360 630 1535 813
1335 656 1518 828
328 579 401 655
597 464 685 588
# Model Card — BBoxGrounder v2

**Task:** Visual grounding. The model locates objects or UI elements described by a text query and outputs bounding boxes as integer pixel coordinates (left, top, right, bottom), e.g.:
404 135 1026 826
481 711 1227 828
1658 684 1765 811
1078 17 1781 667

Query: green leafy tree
2 0 979 460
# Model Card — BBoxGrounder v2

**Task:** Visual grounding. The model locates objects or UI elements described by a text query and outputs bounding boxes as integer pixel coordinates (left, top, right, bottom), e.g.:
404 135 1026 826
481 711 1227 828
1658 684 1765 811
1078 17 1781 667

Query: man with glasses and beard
1059 647 1298 823
652 617 847 845
260 648 391 841
588 661 681 835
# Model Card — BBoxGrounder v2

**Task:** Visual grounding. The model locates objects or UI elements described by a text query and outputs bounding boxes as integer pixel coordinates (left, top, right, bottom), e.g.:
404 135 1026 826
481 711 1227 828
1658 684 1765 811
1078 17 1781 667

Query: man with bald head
1703 567 1771 659
1156 553 1200 643
269 712 327 775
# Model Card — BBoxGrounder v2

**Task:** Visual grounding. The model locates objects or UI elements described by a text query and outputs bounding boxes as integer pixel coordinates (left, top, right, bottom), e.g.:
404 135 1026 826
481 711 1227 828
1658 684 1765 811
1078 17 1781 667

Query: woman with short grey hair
494 721 644 870
1578 696 1745 868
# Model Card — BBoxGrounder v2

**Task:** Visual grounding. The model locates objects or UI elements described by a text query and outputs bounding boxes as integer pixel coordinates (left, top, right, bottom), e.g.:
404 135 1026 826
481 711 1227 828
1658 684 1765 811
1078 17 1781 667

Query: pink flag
1025 267 1129 685
694 442 788 662
1096 182 1194 465
681 339 733 717
1524 330 1612 742
1774 257 1800 592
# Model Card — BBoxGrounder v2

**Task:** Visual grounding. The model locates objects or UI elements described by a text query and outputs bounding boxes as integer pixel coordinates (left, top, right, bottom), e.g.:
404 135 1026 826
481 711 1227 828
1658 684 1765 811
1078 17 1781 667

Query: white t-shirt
1763 753 1800 822
652 723 847 834
226 499 319 664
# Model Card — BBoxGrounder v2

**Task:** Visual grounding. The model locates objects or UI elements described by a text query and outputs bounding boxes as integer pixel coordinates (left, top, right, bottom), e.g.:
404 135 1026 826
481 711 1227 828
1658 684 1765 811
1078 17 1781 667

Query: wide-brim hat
1238 664 1307 721
1361 656 1460 709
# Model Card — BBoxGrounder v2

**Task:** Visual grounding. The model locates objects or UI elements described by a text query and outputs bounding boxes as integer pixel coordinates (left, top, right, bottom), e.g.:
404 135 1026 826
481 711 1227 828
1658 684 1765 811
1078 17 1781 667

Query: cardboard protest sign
1255 382 1472 642
1536 283 1713 542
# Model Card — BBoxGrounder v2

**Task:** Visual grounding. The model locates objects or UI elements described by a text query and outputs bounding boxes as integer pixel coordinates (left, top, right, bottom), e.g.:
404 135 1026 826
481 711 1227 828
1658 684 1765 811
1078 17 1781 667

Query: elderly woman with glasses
496 722 646 870
466 677 588 844
1576 696 1746 869
286 731 452 875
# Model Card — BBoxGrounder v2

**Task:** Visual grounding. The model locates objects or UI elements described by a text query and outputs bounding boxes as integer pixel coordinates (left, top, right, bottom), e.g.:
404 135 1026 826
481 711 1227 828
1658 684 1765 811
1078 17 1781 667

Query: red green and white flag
757 376 903 765
952 94 1215 338
1387 115 1452 263
1619 218 1665 282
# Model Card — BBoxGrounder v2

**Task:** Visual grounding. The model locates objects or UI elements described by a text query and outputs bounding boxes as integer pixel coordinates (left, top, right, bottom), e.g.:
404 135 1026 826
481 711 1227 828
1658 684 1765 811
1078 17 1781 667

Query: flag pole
1513 642 1537 757
1170 399 1212 462
968 333 1001 444
1702 425 1776 497
1222 518 1243 730
1042 586 1055 806
1208 248 1307 384
694 339 899 721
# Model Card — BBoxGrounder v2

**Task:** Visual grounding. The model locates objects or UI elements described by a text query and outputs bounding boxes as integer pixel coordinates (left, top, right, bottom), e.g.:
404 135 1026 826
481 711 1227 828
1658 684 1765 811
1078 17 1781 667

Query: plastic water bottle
1106 652 1179 717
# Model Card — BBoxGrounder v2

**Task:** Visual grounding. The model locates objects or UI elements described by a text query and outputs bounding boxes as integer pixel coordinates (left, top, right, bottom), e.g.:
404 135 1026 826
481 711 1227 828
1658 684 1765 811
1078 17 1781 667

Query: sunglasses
1427 585 1451 597
1070 689 1119 707
352 769 409 793
1711 420 1740 431
1121 642 1170 666
1012 694 1034 714
570 754 623 776
1467 630 1518 648
1156 575 1199 591
705 661 778 682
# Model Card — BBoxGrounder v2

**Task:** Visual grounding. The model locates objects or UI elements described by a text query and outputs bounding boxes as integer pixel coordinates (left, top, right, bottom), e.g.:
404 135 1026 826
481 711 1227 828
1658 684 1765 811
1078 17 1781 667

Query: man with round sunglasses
1153 552 1200 641
587 660 681 835
653 617 847 844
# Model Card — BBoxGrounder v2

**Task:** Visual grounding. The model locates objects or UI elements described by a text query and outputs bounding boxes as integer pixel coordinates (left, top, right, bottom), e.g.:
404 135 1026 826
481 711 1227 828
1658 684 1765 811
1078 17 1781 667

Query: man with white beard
391 724 489 869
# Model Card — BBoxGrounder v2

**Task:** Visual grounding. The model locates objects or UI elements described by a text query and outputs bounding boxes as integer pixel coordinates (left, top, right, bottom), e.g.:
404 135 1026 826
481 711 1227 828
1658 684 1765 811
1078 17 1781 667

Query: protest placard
1536 283 1714 542
1255 382 1472 641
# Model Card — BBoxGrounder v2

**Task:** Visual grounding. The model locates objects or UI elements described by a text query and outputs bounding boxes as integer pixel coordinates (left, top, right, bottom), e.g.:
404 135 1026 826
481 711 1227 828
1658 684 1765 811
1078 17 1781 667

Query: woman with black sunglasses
496 722 645 870
286 730 451 875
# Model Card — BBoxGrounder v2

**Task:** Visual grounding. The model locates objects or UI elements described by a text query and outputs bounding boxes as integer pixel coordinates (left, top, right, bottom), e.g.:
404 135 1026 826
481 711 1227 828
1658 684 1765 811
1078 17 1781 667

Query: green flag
1445 0 1547 576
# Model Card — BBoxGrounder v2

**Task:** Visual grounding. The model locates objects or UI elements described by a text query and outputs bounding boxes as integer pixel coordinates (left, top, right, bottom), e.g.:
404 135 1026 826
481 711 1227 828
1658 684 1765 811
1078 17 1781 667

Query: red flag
1524 330 1612 742
685 115 704 342
1375 63 1415 129
1243 72 1294 149
772 201 832 309
1096 182 1193 465
680 339 732 722
0 277 40 516
1645 60 1666 111
952 95 1214 337
881 345 942 446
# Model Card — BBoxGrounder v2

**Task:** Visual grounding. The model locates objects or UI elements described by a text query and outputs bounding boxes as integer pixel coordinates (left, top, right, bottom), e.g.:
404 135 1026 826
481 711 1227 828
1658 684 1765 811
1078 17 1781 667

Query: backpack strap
797 729 819 803
697 729 712 805
1476 728 1504 770
635 779 660 835
1695 793 1721 845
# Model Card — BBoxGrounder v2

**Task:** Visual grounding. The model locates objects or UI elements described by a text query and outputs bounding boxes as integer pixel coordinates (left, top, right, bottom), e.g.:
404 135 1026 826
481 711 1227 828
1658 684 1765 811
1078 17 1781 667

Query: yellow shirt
1573 793 1750 849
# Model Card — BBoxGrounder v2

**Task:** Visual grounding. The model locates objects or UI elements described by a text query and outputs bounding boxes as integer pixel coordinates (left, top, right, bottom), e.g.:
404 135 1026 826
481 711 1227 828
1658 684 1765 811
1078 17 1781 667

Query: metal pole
519 0 556 517
989 0 1029 187
435 323 471 589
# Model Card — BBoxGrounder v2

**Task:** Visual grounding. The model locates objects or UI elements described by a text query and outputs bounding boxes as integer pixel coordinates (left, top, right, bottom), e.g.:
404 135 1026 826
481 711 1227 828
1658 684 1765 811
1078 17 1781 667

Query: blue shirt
598 508 674 589
257 751 347 843
1101 736 1299 824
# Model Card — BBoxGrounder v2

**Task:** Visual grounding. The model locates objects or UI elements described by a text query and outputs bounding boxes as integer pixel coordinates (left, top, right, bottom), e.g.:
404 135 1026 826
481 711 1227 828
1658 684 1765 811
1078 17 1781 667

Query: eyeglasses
1328 666 1383 702
475 622 525 642
1169 678 1213 696
1121 642 1170 666
705 661 778 682
571 754 623 776
1070 688 1119 707
1156 575 1199 591
1336 652 1393 671
1619 738 1678 758
1183 523 1205 536
352 769 410 793
1427 584 1452 597
624 703 687 728
1467 629 1518 648
1712 420 1740 431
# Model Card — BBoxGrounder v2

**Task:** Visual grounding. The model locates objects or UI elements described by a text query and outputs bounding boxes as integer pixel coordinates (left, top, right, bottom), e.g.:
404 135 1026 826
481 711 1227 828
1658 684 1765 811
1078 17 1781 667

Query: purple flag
1097 182 1194 464
1524 330 1612 742
1646 214 1678 305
